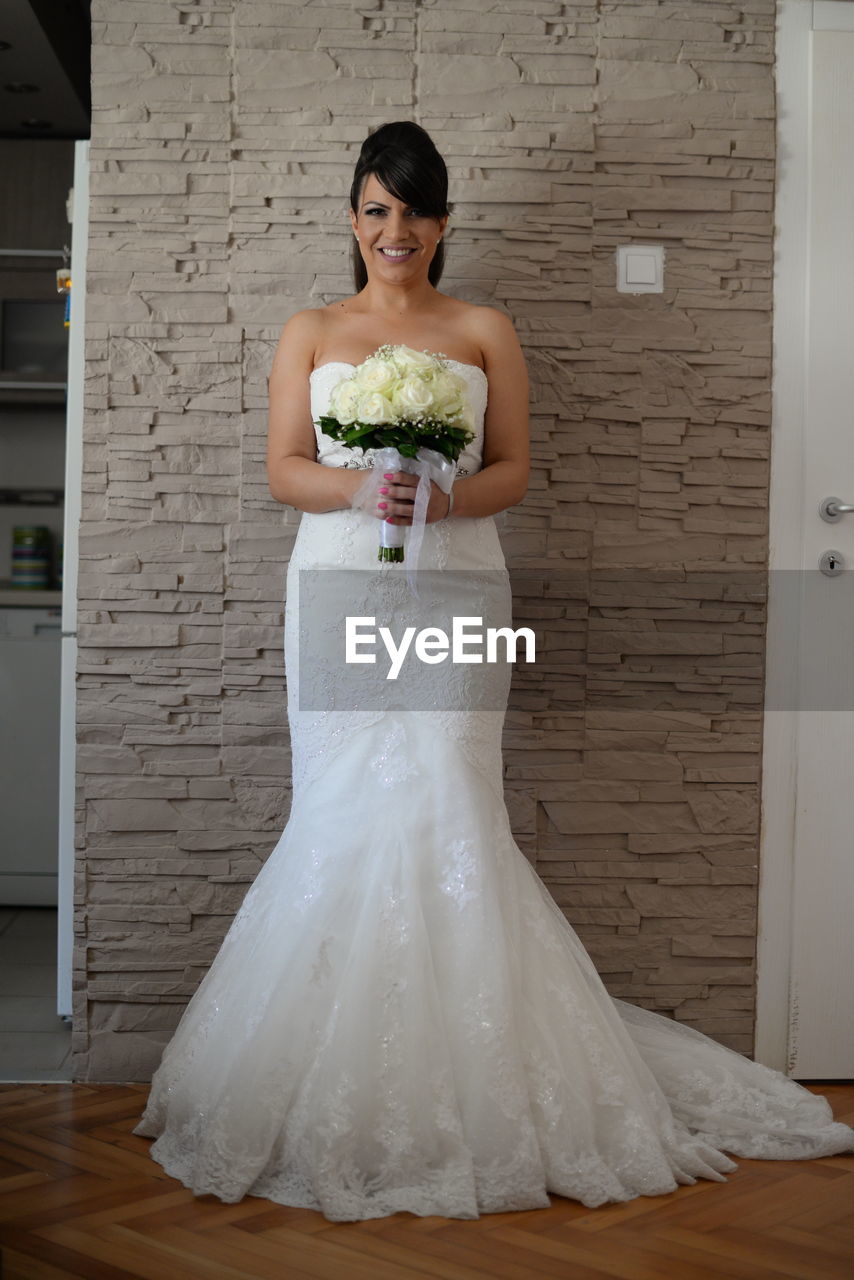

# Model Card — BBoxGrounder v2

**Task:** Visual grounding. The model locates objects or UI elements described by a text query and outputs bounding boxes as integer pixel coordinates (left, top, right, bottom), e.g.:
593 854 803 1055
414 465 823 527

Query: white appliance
0 604 62 903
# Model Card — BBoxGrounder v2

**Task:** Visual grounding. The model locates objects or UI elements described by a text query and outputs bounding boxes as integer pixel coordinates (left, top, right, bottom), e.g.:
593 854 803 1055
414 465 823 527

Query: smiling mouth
378 247 417 259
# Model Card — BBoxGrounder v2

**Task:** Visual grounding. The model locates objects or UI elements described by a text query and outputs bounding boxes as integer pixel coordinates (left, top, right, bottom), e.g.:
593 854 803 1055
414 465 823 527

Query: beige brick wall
76 0 776 1081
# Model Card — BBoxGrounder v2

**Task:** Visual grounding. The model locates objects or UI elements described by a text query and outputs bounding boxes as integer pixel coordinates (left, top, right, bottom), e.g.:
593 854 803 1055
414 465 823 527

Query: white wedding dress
135 359 854 1221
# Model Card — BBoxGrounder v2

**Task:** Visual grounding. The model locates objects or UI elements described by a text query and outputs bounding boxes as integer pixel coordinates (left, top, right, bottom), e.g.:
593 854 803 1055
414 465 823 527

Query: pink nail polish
377 502 387 509
383 472 393 479
379 487 388 494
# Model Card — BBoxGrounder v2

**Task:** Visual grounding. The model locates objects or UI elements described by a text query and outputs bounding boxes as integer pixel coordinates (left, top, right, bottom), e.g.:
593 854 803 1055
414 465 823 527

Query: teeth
381 248 414 257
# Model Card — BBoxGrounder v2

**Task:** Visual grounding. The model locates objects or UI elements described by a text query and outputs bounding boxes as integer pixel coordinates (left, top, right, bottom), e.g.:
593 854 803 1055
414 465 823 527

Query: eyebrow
362 199 415 210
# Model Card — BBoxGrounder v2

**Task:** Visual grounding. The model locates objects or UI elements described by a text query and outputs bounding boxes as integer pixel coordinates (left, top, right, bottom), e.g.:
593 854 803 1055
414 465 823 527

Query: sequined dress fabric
134 361 854 1221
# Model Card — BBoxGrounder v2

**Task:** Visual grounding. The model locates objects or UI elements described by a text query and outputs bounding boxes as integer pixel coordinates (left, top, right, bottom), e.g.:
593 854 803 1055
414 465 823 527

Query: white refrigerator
0 604 63 902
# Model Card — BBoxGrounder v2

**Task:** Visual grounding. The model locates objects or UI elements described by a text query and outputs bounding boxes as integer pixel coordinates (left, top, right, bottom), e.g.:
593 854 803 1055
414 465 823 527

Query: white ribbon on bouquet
370 445 456 596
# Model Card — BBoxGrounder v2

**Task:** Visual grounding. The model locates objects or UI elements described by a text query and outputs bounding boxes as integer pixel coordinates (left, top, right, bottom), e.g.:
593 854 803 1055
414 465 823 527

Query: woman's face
350 172 447 284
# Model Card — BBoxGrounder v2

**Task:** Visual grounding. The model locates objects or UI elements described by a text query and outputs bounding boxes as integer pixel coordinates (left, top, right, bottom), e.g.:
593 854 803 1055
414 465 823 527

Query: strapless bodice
290 357 504 575
308 359 488 479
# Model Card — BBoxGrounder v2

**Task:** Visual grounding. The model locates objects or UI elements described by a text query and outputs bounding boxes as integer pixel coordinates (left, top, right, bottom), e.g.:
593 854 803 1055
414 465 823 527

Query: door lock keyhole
819 549 845 576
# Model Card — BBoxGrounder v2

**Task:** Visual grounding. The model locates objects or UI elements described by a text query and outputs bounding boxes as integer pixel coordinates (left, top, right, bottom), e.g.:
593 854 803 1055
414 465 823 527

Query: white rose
354 357 398 395
430 370 466 417
391 346 436 375
357 391 395 424
392 375 434 417
330 378 360 424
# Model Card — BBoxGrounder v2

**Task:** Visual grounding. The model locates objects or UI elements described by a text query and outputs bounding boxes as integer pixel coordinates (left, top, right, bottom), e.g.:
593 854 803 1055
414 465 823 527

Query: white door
760 1 854 1077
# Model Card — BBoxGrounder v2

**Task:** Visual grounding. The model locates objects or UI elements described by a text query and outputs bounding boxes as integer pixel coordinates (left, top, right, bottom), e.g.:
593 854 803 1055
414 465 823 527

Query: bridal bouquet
316 344 475 563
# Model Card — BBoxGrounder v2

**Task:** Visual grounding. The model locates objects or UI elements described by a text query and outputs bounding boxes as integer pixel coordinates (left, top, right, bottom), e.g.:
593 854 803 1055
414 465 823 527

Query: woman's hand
374 470 451 525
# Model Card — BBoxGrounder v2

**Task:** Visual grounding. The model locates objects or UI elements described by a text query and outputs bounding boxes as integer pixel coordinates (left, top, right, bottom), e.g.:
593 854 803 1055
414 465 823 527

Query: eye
365 207 385 216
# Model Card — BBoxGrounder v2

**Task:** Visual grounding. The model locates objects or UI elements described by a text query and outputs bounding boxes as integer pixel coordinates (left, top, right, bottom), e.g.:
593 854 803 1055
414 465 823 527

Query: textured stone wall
76 0 776 1080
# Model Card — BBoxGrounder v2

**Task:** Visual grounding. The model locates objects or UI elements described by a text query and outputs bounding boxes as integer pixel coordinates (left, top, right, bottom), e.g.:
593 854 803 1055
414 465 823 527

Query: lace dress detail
134 362 854 1221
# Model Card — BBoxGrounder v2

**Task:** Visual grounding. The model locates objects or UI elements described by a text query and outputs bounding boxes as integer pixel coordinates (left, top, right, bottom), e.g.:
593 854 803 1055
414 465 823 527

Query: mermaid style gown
134 360 854 1221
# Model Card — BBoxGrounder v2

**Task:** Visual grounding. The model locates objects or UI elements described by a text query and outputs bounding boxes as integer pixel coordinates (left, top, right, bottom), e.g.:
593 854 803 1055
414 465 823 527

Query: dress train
134 360 854 1220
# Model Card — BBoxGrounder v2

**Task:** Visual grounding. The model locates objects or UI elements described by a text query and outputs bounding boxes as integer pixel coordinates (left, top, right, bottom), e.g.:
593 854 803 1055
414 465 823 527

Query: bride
134 121 854 1221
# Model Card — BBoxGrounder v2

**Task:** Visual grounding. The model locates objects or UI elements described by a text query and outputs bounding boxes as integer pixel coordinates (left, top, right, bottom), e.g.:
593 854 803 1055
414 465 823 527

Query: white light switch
616 244 665 294
626 253 657 285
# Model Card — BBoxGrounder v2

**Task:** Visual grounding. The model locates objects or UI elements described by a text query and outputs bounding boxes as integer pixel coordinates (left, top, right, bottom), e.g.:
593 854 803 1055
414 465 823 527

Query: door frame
756 0 847 1073
757 0 809 1073
57 139 89 1019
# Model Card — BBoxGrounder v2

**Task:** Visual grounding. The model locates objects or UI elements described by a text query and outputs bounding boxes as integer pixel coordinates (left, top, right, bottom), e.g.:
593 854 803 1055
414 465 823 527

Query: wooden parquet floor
0 1084 852 1280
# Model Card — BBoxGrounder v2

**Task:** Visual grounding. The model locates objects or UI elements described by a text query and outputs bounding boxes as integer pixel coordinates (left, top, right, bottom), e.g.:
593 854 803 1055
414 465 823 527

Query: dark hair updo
349 121 450 292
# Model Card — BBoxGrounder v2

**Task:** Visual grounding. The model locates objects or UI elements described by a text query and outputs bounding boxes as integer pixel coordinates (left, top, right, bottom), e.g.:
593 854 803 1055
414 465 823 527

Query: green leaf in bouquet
317 414 475 464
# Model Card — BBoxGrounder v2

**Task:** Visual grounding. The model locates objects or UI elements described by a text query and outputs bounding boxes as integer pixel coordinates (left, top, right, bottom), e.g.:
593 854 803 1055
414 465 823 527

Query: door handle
819 496 854 522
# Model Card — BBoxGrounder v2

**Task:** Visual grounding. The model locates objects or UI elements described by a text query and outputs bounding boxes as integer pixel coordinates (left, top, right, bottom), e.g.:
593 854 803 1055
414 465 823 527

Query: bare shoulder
459 303 525 374
444 298 518 351
276 306 326 347
269 307 326 380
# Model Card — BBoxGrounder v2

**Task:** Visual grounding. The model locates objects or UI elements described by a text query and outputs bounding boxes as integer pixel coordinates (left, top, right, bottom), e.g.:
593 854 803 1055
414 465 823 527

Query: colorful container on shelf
11 526 52 589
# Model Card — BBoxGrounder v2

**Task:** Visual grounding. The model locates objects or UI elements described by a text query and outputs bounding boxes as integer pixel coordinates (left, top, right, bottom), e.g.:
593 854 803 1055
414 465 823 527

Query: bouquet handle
372 445 456 595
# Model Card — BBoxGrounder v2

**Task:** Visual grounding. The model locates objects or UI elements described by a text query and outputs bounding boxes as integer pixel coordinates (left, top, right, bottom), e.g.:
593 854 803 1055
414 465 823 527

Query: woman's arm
449 307 529 519
266 310 365 513
381 307 530 527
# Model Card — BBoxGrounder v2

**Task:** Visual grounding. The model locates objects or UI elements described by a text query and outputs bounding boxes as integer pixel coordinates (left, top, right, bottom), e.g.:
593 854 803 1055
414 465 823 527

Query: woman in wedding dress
134 121 854 1221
